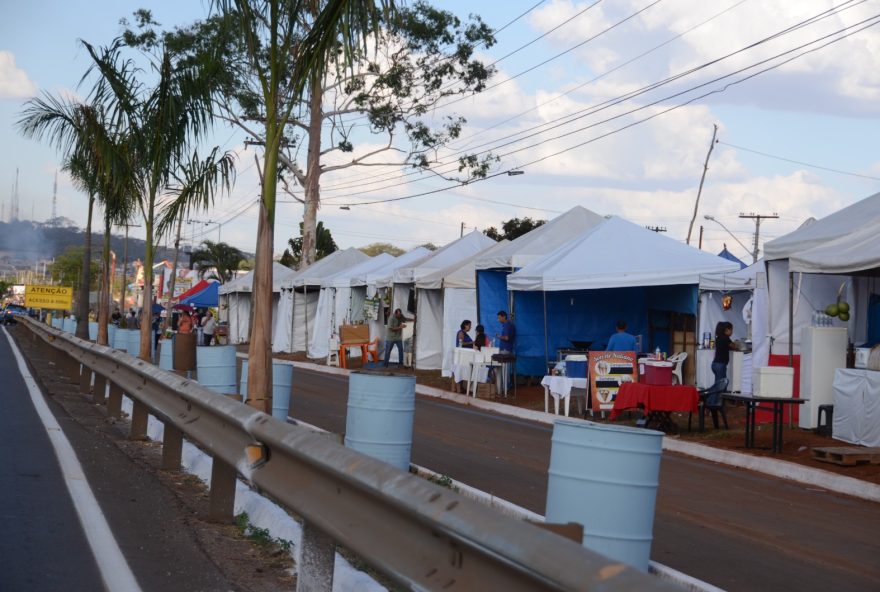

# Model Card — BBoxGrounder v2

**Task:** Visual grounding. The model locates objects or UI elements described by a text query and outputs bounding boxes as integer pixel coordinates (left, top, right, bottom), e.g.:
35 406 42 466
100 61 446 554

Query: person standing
712 321 738 384
496 311 516 353
126 308 139 329
177 310 193 334
383 308 407 367
111 308 122 326
152 313 162 351
606 320 638 352
202 311 217 346
473 324 490 350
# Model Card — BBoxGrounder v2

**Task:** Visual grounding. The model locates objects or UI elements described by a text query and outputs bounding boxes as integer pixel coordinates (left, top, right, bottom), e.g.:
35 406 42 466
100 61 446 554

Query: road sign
25 285 73 309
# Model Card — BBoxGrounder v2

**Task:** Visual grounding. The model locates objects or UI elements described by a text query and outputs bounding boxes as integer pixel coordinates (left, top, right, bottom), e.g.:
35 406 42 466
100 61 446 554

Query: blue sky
2 0 879 262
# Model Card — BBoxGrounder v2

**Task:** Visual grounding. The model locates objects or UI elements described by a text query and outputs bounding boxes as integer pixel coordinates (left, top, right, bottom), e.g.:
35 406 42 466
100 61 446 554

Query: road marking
3 327 143 592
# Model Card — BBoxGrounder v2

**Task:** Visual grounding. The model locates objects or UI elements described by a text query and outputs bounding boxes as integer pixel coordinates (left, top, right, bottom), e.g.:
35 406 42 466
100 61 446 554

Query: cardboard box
340 324 370 345
754 366 794 398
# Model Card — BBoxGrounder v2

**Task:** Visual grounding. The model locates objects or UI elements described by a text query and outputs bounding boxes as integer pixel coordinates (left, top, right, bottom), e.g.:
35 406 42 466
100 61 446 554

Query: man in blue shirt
606 320 637 352
496 311 516 353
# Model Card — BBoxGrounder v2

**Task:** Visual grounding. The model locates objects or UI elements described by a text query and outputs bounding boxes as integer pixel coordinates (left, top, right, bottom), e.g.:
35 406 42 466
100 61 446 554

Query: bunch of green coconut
825 300 850 322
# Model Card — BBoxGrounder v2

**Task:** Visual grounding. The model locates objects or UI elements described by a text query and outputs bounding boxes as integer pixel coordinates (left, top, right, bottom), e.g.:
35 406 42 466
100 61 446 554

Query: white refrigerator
799 326 848 429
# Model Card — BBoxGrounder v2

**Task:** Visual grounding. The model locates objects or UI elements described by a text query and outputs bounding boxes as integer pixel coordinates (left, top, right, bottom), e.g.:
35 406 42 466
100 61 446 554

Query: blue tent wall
511 284 697 376
181 281 219 308
476 270 510 339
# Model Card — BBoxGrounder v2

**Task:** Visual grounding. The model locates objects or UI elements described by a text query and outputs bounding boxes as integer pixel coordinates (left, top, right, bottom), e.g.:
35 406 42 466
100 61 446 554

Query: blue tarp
511 285 698 376
477 269 511 339
718 247 747 269
180 281 219 308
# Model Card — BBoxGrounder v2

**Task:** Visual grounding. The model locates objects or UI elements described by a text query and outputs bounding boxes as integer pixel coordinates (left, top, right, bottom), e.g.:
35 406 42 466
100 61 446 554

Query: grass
235 512 293 553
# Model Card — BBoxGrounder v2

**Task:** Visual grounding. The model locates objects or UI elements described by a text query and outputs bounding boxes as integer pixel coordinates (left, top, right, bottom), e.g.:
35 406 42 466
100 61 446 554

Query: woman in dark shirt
473 324 490 350
712 321 738 384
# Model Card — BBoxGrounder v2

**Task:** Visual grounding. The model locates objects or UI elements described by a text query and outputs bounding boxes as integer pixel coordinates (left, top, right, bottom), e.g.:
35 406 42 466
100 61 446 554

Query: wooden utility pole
686 124 718 245
738 212 779 263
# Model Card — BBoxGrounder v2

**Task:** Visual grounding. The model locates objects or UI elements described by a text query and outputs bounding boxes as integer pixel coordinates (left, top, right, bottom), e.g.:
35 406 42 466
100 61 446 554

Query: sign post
24 285 74 310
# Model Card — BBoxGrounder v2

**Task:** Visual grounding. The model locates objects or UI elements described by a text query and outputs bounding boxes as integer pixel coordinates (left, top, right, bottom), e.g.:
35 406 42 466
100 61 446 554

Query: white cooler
754 367 794 398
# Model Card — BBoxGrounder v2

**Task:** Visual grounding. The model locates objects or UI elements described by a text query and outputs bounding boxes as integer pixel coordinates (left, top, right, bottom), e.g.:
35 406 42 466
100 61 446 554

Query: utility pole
460 222 465 238
686 124 718 245
738 212 779 263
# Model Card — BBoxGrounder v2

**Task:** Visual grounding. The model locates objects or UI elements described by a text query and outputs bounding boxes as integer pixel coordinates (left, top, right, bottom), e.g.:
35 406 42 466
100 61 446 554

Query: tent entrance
648 310 696 382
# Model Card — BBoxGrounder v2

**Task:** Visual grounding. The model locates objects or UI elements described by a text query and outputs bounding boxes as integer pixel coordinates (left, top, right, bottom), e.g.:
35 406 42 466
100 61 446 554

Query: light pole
703 215 753 261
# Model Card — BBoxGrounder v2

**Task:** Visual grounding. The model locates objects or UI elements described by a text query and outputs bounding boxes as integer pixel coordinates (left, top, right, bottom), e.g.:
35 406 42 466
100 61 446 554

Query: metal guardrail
21 317 678 592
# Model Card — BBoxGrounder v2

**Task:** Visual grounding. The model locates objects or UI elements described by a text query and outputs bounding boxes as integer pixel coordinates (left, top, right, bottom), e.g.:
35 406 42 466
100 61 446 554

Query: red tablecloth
610 382 699 420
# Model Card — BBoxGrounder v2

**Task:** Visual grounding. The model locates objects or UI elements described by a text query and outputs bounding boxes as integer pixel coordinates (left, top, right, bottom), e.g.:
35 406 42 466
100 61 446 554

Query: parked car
1 304 28 325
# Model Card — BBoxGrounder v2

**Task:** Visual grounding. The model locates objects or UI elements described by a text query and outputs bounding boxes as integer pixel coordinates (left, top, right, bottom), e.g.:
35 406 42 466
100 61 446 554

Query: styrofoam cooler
755 366 794 398
564 355 587 379
643 360 673 385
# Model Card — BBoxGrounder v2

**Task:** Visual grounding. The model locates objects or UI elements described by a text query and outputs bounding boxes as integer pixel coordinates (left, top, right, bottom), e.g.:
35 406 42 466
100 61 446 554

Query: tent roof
699 259 763 291
789 223 880 274
392 230 497 285
717 246 747 269
352 247 431 287
322 253 395 288
508 216 741 291
180 280 219 307
416 240 510 290
475 205 605 270
176 279 212 301
283 247 370 288
218 262 296 294
763 191 880 261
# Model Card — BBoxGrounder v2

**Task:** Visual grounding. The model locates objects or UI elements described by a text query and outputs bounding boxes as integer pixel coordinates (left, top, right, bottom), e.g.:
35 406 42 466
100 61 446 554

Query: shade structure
180 281 219 308
218 262 297 345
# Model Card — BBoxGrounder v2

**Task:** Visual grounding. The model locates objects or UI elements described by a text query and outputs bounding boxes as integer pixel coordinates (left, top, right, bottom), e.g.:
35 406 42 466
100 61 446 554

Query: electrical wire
718 140 880 182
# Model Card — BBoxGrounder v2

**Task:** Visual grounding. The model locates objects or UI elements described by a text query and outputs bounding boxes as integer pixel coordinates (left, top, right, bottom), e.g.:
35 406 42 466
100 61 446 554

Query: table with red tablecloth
610 383 699 426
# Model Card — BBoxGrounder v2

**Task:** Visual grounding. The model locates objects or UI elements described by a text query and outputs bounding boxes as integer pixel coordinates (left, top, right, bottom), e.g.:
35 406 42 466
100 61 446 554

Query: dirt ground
273 349 880 487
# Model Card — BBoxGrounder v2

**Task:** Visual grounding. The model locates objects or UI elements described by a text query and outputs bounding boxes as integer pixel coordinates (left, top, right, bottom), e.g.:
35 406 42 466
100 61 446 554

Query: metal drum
107 324 117 348
344 372 416 471
62 317 76 333
545 420 663 571
159 338 174 371
113 327 130 351
195 345 237 394
126 329 141 358
88 321 99 341
240 360 294 420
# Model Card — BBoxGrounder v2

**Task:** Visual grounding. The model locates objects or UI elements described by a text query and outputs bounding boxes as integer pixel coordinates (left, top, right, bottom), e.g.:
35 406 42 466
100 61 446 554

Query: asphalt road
289 367 880 592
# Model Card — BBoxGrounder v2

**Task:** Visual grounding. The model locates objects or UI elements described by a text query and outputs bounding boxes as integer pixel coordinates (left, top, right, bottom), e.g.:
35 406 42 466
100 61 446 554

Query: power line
319 0 863 196
718 140 880 182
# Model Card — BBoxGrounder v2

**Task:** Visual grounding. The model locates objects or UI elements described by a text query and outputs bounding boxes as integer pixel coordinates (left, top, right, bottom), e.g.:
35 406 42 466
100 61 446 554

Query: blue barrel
159 339 174 371
52 317 63 330
107 324 117 347
344 372 416 471
88 322 99 341
196 345 237 394
240 360 294 420
545 420 663 571
113 327 130 351
63 318 76 333
127 328 141 357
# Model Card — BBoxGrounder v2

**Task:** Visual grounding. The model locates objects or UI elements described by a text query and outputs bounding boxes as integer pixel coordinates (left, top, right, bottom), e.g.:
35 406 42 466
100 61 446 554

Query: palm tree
189 240 244 284
216 0 392 411
83 39 223 360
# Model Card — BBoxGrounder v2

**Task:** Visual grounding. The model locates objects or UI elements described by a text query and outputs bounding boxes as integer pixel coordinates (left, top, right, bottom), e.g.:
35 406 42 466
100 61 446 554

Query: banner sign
24 285 73 310
589 351 637 411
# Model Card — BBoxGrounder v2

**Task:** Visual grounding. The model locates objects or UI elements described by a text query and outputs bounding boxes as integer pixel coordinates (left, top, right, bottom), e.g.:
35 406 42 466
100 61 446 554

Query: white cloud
0 51 37 99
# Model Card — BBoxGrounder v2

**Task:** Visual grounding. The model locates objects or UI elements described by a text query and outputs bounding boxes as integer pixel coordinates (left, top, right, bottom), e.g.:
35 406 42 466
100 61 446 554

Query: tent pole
543 290 549 374
788 271 794 428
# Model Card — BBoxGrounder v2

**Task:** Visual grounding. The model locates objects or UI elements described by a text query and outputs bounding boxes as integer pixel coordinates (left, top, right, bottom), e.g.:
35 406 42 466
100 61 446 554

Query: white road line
3 327 143 592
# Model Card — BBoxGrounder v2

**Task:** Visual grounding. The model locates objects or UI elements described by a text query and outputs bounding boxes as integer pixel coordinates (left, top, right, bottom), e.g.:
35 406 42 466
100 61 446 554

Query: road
289 367 880 592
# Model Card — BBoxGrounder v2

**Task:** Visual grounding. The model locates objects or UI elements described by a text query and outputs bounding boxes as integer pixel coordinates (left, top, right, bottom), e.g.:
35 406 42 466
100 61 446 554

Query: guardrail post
92 374 107 405
79 366 93 395
62 354 80 383
130 400 149 440
208 458 236 523
162 423 183 471
297 519 335 592
107 382 123 419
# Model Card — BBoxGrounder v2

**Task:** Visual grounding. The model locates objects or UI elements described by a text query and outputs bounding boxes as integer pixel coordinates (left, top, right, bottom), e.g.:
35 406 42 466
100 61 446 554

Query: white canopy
218 262 297 294
353 247 430 287
475 205 604 270
508 216 740 291
391 230 496 285
789 223 880 274
416 240 510 290
322 253 395 288
284 247 370 288
699 259 763 291
763 191 880 261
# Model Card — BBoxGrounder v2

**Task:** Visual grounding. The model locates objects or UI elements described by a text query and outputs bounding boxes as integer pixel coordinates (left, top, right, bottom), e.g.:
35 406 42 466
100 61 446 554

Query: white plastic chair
668 351 688 385
467 347 499 397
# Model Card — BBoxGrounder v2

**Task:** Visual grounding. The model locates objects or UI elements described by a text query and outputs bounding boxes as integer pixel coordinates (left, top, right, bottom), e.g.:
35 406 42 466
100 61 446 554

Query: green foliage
360 242 405 257
50 246 100 289
282 221 338 268
234 512 293 553
189 240 245 283
418 242 438 251
426 473 458 492
483 217 546 241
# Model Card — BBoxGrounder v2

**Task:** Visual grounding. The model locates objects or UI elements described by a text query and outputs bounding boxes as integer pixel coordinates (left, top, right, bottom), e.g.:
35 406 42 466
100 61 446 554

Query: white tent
475 205 605 270
308 253 395 359
218 262 296 344
389 231 497 369
415 240 509 376
273 248 370 353
508 217 740 291
698 260 763 344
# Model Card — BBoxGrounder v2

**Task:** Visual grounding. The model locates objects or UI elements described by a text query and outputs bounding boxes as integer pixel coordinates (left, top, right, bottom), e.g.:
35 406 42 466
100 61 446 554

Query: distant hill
0 219 252 264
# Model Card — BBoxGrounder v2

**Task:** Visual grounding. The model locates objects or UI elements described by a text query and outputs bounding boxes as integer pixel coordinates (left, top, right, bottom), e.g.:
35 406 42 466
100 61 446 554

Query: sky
2 0 880 265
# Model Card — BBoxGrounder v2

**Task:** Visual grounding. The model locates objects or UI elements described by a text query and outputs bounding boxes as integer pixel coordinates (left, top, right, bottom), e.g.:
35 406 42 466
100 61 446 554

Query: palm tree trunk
139 217 155 361
164 213 185 337
76 195 95 339
97 218 111 345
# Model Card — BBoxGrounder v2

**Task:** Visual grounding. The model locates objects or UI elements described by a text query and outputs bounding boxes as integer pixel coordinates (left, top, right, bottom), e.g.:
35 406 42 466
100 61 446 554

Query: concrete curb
278 358 880 504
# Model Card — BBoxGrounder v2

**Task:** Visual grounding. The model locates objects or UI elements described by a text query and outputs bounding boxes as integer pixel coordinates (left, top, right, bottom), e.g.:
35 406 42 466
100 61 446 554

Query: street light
703 215 753 261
